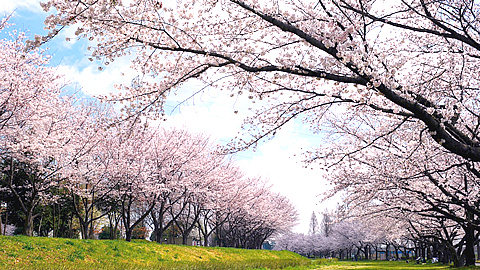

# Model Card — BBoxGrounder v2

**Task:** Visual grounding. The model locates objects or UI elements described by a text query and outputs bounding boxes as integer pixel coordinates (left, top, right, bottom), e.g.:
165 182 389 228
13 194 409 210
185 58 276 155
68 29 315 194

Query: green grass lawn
287 259 480 270
0 235 309 269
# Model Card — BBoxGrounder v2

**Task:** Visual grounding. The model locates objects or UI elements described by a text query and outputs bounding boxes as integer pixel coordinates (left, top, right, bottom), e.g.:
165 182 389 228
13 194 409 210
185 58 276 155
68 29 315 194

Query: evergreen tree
308 211 319 236
321 210 332 238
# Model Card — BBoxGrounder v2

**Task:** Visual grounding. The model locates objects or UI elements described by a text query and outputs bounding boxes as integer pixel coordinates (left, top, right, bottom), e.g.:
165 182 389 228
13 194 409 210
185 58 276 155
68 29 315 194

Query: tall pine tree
308 211 319 236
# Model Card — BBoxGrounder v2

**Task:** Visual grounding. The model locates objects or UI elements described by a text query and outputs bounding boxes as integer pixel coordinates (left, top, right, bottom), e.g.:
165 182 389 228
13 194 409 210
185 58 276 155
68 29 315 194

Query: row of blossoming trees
0 20 297 248
275 209 461 264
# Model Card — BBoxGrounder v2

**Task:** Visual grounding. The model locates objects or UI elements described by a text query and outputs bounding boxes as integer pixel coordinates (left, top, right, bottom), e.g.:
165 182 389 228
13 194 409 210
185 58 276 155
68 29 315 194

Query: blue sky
1 1 338 234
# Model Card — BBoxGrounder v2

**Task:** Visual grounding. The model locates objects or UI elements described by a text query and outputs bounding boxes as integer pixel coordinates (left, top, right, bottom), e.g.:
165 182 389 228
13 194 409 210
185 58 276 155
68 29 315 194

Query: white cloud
56 56 139 98
161 84 256 141
1 0 42 14
57 23 82 49
163 105 244 140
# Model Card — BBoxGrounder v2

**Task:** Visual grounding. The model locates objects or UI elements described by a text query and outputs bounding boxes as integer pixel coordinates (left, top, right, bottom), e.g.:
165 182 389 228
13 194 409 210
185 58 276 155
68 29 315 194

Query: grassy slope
0 235 309 270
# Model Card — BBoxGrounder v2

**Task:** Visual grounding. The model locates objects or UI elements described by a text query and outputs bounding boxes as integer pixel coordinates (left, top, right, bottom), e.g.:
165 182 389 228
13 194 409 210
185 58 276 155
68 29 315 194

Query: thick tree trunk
202 230 209 247
364 245 369 260
463 225 476 266
52 203 56 238
215 226 223 247
23 208 34 236
108 213 114 240
3 211 7 236
125 228 133 242
80 221 90 239
113 221 119 240
122 195 155 242
182 233 188 245
155 227 164 243
88 209 95 239
152 211 168 244
450 243 462 267
476 241 480 261
151 205 167 243
441 243 452 265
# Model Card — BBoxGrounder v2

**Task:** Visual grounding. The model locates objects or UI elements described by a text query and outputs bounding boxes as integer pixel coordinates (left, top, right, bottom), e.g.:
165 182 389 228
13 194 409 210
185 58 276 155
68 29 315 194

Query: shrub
98 226 121 240
131 225 147 240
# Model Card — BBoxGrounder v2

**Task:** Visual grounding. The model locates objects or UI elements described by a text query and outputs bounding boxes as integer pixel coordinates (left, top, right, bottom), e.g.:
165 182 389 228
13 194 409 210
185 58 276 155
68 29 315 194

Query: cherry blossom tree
0 22 79 236
274 232 311 256
196 164 246 246
323 127 480 266
165 133 226 245
107 121 158 242
335 143 480 263
216 176 298 249
0 18 60 132
61 105 121 239
38 0 480 162
275 208 408 260
147 128 221 244
0 97 114 237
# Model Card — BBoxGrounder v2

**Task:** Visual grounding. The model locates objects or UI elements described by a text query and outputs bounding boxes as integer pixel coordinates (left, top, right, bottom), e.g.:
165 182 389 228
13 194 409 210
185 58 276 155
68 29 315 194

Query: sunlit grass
0 235 309 270
282 259 480 270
